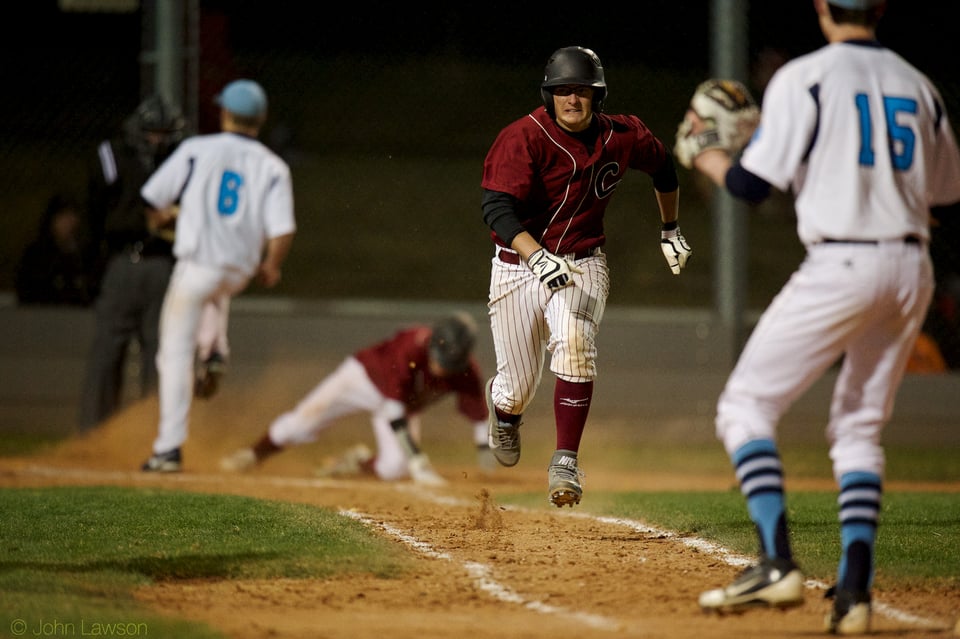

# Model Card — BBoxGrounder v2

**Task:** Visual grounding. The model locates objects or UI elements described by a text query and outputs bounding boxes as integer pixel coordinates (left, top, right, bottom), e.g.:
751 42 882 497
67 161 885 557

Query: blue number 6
218 171 244 215
855 93 917 171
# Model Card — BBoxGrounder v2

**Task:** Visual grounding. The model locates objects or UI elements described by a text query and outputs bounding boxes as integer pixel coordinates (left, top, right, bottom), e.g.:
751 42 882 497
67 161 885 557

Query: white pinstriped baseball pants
486 249 609 416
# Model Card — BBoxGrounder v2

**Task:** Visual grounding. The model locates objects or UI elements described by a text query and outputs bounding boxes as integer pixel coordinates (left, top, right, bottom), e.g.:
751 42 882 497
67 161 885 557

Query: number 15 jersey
740 40 960 246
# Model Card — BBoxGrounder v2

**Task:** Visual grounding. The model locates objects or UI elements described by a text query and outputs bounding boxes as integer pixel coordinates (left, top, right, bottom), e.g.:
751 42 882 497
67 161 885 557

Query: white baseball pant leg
195 295 231 363
825 243 933 479
153 259 249 454
487 251 609 414
716 242 933 480
267 356 410 480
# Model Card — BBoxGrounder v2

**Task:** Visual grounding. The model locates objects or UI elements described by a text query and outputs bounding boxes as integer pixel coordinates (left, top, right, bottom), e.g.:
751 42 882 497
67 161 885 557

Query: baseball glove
673 79 760 169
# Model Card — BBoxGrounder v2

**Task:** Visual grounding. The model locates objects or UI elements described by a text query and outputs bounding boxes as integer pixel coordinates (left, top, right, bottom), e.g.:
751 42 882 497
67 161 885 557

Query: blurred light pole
140 0 199 134
710 0 750 366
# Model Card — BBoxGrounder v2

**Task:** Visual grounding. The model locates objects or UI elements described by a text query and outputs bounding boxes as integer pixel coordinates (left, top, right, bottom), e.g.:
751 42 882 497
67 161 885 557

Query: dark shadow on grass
0 550 286 580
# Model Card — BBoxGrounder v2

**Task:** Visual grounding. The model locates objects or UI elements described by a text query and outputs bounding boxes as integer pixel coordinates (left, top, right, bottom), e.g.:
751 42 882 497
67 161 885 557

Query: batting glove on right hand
527 248 583 291
661 227 692 275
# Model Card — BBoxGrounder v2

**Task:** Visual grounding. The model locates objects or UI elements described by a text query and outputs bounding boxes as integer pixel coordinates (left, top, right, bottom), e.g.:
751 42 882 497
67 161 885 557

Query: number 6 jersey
141 131 296 277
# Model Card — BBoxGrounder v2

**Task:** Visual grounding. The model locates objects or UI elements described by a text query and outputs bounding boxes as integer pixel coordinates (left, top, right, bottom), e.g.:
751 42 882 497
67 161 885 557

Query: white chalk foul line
339 509 623 633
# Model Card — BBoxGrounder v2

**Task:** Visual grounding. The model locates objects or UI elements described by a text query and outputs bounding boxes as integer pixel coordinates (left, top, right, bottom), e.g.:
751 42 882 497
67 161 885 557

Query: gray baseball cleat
547 449 583 507
824 587 871 635
699 557 805 613
485 377 521 467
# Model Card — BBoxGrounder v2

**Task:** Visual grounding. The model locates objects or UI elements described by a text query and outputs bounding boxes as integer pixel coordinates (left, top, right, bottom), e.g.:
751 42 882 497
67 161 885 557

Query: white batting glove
408 453 446 486
661 227 692 275
527 248 584 291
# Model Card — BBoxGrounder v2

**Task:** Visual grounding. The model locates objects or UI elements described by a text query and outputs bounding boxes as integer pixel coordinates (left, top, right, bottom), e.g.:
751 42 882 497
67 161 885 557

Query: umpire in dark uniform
78 95 186 431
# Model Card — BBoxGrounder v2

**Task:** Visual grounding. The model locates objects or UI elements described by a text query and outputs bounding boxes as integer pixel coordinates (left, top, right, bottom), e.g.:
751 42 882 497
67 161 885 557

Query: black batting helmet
429 313 477 374
540 46 607 116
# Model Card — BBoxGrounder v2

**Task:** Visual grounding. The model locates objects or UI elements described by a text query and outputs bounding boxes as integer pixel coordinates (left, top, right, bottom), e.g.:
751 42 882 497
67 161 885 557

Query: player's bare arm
509 231 542 262
144 203 179 240
692 149 733 187
655 188 680 227
257 232 294 288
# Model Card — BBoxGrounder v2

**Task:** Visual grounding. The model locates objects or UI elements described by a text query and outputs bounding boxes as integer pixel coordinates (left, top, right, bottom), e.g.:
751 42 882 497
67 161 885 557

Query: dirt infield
2 387 958 639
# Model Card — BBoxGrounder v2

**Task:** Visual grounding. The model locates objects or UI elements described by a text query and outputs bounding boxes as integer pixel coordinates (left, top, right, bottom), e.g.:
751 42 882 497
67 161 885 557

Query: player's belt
496 246 602 265
821 236 921 246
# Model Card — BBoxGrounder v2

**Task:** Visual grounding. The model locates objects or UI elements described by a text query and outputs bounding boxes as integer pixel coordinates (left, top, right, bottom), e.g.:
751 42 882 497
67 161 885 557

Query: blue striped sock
837 471 882 591
733 439 790 559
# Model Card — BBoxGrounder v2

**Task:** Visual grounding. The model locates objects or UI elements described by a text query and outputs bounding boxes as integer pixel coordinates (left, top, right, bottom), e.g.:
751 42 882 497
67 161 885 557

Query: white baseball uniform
717 41 960 480
141 131 296 455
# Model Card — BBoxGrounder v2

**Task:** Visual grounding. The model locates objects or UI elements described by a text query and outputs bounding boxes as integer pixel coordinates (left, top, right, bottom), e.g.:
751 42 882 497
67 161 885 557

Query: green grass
0 486 413 639
557 441 959 484
776 445 960 483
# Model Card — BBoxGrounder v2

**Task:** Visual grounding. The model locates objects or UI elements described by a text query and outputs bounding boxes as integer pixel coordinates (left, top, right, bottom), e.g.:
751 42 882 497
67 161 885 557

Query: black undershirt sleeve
725 162 772 204
481 189 525 246
652 153 679 193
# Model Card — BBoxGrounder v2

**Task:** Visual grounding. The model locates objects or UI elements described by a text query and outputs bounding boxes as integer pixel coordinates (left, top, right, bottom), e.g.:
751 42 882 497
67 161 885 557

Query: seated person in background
14 192 98 307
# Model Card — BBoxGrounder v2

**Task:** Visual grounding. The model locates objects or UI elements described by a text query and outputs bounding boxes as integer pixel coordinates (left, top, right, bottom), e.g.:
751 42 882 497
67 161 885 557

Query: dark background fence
4 1 959 363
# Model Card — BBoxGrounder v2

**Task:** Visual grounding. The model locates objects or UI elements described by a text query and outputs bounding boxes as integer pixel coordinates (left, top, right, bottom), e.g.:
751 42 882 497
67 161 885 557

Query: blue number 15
855 93 917 170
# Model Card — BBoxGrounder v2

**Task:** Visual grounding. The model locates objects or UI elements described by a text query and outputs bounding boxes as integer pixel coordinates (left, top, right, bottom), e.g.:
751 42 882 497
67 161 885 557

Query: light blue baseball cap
215 79 268 118
827 0 884 8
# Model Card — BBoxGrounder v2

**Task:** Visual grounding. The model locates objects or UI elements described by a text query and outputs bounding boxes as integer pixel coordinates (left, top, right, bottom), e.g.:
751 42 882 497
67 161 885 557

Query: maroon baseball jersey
481 106 671 256
354 326 487 421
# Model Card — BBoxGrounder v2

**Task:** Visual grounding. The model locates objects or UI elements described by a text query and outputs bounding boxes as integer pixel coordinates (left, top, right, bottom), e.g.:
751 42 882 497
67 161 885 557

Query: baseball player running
481 46 690 508
219 313 492 484
674 0 960 634
139 79 296 473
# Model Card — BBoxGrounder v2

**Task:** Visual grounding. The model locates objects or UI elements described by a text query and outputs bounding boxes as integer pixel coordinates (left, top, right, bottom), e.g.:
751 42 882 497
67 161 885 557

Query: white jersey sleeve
141 132 296 277
740 42 960 246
